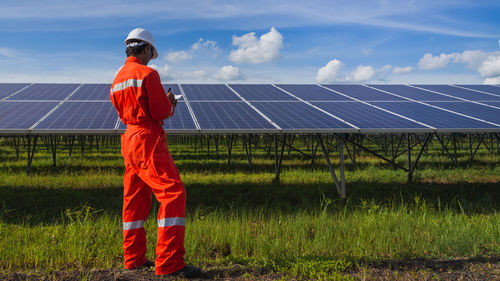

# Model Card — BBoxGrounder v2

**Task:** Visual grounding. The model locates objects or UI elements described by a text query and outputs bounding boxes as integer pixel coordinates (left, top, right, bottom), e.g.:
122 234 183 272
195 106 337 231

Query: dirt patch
0 259 498 280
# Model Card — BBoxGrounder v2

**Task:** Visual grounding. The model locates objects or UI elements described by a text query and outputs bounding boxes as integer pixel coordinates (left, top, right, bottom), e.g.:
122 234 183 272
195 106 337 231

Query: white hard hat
125 28 158 59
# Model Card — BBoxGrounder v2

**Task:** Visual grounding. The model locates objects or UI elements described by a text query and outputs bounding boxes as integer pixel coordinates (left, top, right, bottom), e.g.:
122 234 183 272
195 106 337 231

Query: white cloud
393 66 414 74
191 38 218 51
315 59 344 83
416 49 500 84
454 50 488 69
380 64 392 71
483 76 500 85
213 65 244 81
165 51 192 63
478 55 500 78
418 53 456 70
0 47 15 57
348 65 375 82
192 70 208 79
150 63 171 79
229 27 283 64
483 76 500 84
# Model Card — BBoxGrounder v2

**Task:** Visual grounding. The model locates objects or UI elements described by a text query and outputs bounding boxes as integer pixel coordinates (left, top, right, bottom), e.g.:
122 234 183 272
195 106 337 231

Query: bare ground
1 258 498 281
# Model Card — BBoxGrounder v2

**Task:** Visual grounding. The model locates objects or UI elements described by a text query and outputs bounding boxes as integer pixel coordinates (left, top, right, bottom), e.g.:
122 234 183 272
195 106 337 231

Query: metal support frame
317 133 345 198
27 135 38 170
407 133 412 183
12 136 20 160
435 134 457 166
49 134 57 166
274 134 287 183
346 138 409 172
227 135 233 164
470 133 486 161
242 134 252 169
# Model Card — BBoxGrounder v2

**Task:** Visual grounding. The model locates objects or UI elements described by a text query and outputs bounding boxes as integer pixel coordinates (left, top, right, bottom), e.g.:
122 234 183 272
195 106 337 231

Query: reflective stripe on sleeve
111 79 143 93
158 217 185 227
123 220 145 230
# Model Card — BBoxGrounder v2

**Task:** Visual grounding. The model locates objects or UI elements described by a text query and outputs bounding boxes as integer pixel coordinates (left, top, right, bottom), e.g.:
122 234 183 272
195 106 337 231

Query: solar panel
276 84 351 101
456 85 500 95
0 84 499 135
311 102 428 131
34 102 118 131
7 83 80 100
229 84 297 101
0 101 58 130
69 84 111 100
323 85 406 101
425 102 500 125
368 85 459 101
163 102 196 130
181 84 240 101
414 85 500 102
250 101 356 131
370 101 498 131
189 101 277 131
0 83 30 100
118 102 196 132
481 101 500 107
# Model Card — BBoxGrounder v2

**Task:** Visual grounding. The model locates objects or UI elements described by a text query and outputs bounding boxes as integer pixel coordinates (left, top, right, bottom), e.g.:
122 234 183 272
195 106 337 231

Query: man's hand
167 91 178 107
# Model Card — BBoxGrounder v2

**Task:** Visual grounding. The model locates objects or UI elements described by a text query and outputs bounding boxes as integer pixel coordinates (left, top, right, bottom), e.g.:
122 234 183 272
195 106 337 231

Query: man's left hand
167 92 178 107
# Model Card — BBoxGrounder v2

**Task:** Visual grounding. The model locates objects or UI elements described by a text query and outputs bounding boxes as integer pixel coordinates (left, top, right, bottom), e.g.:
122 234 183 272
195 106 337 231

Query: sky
0 0 499 84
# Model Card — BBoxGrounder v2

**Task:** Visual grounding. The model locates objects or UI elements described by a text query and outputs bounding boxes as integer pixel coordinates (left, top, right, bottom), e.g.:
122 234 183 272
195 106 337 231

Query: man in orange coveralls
110 28 201 278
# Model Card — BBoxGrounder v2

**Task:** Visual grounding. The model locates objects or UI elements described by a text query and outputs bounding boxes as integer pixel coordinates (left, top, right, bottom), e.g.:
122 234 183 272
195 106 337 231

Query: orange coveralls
110 56 185 275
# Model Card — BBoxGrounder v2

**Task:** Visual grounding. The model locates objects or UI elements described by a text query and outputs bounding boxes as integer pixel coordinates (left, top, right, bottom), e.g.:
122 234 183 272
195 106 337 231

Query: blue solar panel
7 83 80 100
229 84 297 101
0 83 30 100
189 102 276 130
0 101 58 129
425 102 500 125
368 85 458 101
276 84 351 101
69 84 110 100
456 85 500 96
414 85 500 102
481 101 500 107
251 101 355 130
118 102 196 131
163 102 196 130
34 102 117 130
181 84 240 101
311 102 427 130
323 85 406 101
370 102 499 130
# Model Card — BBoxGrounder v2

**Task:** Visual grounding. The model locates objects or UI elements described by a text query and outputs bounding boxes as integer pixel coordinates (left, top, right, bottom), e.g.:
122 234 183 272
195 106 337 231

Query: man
110 27 200 278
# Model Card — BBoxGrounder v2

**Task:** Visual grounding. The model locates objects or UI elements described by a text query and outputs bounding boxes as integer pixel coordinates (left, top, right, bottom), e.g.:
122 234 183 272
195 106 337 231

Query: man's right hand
167 91 178 107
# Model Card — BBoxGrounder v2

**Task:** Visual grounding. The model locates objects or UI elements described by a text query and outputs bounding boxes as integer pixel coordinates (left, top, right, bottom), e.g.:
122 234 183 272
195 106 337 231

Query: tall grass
0 135 498 279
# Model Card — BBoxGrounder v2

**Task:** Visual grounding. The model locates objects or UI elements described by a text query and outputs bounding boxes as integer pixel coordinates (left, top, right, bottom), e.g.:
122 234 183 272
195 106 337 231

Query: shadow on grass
1 181 498 226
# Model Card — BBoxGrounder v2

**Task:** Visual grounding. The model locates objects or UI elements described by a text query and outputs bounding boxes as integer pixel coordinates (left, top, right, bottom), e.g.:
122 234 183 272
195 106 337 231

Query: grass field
0 134 499 280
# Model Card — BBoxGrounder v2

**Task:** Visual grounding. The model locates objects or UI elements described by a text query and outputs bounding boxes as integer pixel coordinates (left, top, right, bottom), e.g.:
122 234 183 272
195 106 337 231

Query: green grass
0 135 499 280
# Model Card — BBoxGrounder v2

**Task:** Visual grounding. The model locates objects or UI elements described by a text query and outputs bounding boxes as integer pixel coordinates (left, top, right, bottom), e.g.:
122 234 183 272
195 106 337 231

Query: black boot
129 260 155 270
168 265 202 278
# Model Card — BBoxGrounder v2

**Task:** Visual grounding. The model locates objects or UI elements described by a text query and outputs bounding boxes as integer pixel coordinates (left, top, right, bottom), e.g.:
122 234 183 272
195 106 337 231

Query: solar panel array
0 83 499 134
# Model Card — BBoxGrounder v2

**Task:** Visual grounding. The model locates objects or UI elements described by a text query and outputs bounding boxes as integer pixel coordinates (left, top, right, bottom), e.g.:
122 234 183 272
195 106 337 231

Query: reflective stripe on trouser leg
122 167 152 269
158 217 185 227
123 220 145 230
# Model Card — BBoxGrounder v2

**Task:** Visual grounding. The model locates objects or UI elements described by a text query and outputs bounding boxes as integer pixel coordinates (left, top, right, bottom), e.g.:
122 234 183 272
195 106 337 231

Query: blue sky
0 0 499 84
